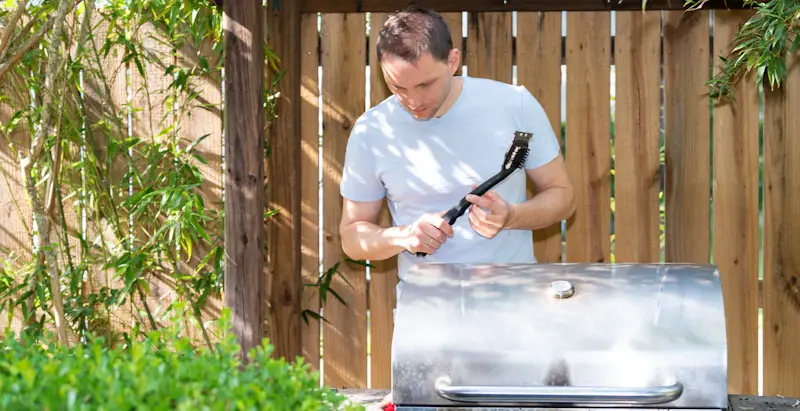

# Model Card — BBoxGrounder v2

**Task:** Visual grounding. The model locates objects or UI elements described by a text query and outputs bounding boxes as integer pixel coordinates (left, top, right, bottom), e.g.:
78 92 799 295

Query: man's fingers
426 214 454 237
469 205 489 222
466 191 504 213
465 193 498 213
468 207 481 230
470 204 494 226
469 208 490 238
465 193 489 208
483 189 500 201
420 225 447 244
411 232 439 254
422 234 441 254
470 206 503 239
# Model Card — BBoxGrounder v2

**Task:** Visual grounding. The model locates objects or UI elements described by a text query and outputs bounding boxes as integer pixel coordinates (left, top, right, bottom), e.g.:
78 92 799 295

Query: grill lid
390 263 727 409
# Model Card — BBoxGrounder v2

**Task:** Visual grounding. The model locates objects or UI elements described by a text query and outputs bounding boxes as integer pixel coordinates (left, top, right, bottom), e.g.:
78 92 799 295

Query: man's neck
433 77 464 118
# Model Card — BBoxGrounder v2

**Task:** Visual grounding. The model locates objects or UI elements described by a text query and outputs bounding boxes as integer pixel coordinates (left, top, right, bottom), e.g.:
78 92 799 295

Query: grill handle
434 377 683 405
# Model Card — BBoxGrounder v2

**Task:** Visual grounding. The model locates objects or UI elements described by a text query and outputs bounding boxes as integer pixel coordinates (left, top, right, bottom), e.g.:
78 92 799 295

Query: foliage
0 0 230 346
0 4 355 404
0 306 363 411
0 0 354 353
681 0 800 99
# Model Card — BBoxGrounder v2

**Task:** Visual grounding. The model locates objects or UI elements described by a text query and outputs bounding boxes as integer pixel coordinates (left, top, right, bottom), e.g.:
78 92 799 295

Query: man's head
376 6 461 120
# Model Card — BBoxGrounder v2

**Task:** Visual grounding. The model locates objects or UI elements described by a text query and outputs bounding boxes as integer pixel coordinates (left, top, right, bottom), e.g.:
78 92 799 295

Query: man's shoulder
459 76 537 113
355 94 400 124
348 95 402 143
465 76 528 98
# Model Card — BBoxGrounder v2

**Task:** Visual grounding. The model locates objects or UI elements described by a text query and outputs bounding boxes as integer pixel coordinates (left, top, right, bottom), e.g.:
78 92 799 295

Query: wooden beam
266 0 303 361
301 0 748 13
223 0 266 362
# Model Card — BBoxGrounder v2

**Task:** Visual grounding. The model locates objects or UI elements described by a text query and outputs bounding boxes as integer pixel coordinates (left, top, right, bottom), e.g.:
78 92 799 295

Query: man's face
380 49 460 120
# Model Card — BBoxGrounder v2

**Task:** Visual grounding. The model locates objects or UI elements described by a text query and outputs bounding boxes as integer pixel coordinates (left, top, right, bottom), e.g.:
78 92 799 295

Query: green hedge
0 310 362 411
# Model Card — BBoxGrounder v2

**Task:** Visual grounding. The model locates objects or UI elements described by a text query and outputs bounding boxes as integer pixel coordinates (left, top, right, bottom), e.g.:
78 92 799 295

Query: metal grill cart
336 263 800 411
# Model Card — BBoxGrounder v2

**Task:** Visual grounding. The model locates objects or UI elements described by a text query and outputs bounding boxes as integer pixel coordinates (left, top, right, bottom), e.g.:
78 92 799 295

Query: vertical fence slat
516 11 563 263
86 15 129 186
0 91 31 259
299 12 321 369
175 20 224 343
224 0 267 359
367 11 397 389
663 10 711 264
130 22 173 148
613 11 661 263
129 22 177 331
321 12 368 389
0 75 32 335
442 12 463 76
712 10 760 396
176 25 222 217
466 12 512 82
564 11 611 263
81 15 129 335
54 16 83 281
763 49 800 396
266 0 303 361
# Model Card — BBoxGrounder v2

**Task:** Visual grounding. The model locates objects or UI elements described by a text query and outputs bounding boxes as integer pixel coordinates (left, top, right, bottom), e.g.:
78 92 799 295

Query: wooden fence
269 5 800 397
0 0 798 399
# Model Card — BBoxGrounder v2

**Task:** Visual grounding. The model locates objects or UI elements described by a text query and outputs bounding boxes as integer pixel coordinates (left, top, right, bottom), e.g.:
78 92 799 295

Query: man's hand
339 198 455 260
401 212 454 254
465 188 513 239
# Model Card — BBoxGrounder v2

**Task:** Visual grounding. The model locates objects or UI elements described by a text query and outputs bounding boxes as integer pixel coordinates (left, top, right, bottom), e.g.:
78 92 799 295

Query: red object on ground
382 403 396 411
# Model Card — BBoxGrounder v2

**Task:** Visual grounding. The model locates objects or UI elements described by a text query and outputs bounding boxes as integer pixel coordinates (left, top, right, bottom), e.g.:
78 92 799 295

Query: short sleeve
518 86 561 170
339 121 386 202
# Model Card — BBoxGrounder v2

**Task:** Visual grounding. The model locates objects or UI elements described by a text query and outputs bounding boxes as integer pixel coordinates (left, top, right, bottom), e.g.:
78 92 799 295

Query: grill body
390 263 728 411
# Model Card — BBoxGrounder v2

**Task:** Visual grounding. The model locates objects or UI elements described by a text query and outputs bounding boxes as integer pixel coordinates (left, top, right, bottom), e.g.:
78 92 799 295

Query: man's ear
448 48 461 75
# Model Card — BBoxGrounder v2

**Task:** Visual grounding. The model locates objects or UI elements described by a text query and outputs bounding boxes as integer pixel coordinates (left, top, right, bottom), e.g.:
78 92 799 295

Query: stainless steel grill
389 262 728 411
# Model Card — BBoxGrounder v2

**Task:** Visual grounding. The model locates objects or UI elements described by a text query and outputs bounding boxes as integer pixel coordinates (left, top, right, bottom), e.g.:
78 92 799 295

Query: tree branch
0 1 26 57
19 0 74 347
0 15 57 82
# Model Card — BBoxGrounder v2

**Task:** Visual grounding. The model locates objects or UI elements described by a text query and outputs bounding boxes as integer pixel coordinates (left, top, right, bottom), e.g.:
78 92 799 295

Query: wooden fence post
266 0 303 362
223 0 266 362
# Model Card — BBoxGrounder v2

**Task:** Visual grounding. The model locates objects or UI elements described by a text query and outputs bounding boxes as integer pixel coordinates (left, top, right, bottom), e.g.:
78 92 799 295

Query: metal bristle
501 131 532 170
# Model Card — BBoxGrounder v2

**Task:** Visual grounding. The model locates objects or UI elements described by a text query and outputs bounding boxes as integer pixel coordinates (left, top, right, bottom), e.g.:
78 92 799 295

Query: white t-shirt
340 75 561 297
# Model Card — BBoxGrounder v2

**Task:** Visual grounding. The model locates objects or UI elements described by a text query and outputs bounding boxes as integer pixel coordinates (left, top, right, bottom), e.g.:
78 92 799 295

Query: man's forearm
506 187 575 230
340 222 408 261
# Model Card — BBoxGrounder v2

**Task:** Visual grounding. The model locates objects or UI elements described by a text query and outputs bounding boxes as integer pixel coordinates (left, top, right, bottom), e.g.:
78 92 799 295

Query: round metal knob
549 280 575 299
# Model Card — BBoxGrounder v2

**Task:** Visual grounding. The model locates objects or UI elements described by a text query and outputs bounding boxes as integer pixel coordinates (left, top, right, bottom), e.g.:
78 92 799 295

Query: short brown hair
376 6 453 63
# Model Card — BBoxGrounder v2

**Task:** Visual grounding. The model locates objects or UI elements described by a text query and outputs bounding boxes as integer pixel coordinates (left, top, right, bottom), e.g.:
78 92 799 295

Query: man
339 6 574 291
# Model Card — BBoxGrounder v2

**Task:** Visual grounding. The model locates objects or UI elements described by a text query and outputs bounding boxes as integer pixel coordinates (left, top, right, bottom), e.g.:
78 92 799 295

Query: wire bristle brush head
502 131 532 170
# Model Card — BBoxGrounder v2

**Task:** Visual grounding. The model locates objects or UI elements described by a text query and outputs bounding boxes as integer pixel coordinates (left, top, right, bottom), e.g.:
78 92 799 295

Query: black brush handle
415 168 513 257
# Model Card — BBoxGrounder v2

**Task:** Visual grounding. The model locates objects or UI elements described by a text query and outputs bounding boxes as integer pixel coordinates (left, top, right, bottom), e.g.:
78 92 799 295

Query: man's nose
407 94 421 108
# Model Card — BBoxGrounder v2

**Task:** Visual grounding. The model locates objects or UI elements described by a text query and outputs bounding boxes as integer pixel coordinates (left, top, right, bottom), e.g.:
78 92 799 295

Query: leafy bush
0 309 363 411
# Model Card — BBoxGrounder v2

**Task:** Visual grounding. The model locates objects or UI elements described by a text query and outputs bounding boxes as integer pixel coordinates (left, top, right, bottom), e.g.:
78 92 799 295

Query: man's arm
340 198 455 261
339 198 406 261
506 154 575 230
